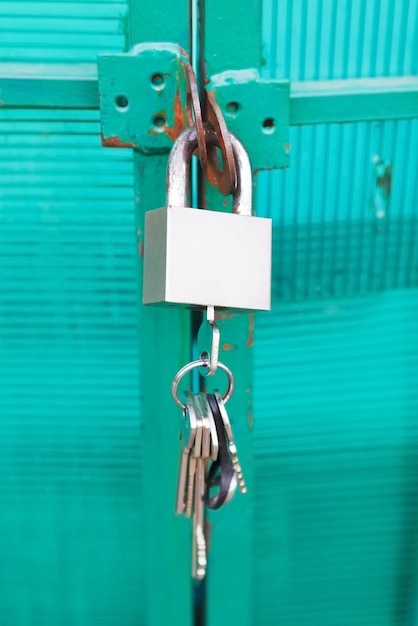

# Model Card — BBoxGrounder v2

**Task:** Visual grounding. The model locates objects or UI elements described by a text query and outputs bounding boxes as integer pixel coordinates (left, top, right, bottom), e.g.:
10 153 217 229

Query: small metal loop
184 62 208 170
197 306 220 377
171 359 234 410
205 90 237 196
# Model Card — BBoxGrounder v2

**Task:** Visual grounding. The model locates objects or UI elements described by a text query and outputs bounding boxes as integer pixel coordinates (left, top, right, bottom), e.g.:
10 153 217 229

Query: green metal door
0 2 418 626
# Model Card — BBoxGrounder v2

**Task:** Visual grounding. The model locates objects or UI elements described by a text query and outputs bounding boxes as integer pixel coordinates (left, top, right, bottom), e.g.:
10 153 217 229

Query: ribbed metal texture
253 290 418 626
262 0 418 81
0 1 127 62
259 0 418 300
261 118 418 300
0 2 144 623
0 31 143 626
253 2 418 625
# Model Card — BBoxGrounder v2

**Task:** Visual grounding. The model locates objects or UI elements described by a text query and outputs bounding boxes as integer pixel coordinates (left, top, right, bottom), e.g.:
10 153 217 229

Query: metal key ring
171 358 234 410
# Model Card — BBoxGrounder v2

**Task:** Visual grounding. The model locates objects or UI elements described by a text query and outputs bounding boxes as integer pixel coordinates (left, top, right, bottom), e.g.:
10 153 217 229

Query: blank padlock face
142 126 272 311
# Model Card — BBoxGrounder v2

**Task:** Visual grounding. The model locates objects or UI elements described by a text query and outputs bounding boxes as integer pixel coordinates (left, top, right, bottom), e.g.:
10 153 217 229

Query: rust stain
137 229 144 259
165 89 187 141
149 90 186 141
284 142 291 154
215 311 238 321
377 165 392 197
246 312 255 347
222 199 229 207
0 100 3 106
101 133 134 149
222 342 237 351
206 168 220 189
247 408 254 430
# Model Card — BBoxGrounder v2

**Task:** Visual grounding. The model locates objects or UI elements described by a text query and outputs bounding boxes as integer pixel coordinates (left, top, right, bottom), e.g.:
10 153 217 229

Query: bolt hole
115 94 129 110
151 73 165 89
152 115 166 131
225 101 240 116
262 117 275 133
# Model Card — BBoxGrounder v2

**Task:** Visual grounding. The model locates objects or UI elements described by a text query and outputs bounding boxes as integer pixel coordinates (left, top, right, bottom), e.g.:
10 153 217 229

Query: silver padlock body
143 206 272 311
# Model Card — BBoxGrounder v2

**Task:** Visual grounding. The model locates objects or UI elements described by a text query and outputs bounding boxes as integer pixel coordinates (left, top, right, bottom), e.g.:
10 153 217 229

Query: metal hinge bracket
98 44 290 168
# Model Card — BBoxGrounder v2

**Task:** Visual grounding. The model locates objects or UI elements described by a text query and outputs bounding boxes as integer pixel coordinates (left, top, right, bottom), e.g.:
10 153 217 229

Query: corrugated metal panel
0 0 144 618
262 0 418 81
0 108 141 625
253 2 418 625
253 291 418 626
0 1 127 63
259 118 418 300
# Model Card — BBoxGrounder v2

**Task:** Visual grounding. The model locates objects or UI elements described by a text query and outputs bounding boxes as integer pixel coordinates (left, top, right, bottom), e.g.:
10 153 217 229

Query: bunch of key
174 388 246 580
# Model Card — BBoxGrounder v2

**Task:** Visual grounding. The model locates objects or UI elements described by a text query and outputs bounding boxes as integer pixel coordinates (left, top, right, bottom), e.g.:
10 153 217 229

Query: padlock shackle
166 124 252 216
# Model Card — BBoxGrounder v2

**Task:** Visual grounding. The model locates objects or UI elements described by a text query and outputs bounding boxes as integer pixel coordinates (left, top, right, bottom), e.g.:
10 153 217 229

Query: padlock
142 124 272 311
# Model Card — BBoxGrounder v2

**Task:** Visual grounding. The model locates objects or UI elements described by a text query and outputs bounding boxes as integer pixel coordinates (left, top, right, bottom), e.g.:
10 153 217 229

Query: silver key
184 395 203 518
192 456 207 579
198 393 219 461
175 392 197 515
194 394 212 460
214 390 247 494
191 393 212 580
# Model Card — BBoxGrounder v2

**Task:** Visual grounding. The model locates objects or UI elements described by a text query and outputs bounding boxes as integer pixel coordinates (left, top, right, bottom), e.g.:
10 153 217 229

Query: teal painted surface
0 108 142 624
259 118 418 299
290 77 418 124
253 2 418 625
0 63 99 109
127 1 193 625
1 2 418 626
0 1 128 62
98 45 189 152
0 0 145 622
261 0 418 81
204 0 261 75
253 290 418 625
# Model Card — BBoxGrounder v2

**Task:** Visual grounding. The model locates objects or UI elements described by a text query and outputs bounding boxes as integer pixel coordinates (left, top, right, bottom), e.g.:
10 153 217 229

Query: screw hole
152 115 166 131
115 94 129 110
225 101 240 116
262 117 275 133
151 73 165 89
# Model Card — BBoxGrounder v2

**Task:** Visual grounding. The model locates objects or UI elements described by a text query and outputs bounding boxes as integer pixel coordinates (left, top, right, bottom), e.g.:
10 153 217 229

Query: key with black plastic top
205 393 237 510
214 390 246 494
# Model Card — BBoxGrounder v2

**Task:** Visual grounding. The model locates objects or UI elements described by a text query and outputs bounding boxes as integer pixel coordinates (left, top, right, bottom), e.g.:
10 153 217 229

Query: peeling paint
137 230 144 258
247 408 254 430
101 134 135 149
246 312 254 347
222 342 236 351
215 311 238 321
148 90 186 142
165 89 186 141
